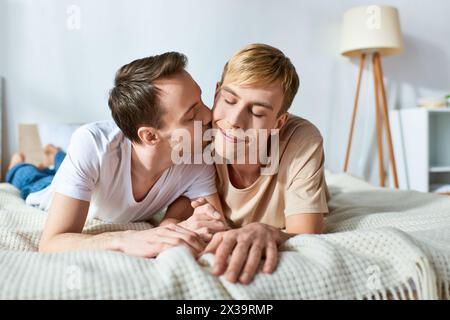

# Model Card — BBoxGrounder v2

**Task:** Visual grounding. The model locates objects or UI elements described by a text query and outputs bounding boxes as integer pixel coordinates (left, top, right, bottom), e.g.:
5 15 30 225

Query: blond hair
220 44 300 115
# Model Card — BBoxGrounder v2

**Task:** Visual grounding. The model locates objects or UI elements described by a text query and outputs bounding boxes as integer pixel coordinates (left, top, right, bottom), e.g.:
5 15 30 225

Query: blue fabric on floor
5 151 66 199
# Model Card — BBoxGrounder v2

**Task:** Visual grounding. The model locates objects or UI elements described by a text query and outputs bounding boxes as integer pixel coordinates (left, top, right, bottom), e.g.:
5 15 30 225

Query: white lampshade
340 5 404 57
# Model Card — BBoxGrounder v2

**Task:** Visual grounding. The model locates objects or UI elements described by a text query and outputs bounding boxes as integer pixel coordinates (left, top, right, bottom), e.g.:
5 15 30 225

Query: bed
0 169 449 300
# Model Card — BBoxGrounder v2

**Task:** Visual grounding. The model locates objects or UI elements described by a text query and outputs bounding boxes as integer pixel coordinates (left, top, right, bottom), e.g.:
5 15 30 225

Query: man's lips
218 127 243 143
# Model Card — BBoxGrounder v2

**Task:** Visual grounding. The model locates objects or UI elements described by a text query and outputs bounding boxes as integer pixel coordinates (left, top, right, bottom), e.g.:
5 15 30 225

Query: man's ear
214 82 221 102
274 112 289 130
137 126 159 145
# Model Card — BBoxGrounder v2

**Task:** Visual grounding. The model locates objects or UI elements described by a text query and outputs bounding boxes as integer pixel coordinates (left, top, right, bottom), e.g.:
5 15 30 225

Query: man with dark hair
30 52 228 258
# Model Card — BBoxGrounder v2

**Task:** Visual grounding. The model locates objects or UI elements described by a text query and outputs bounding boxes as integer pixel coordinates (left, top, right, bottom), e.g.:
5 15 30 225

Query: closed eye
221 91 237 105
186 105 198 121
250 110 265 118
224 98 236 105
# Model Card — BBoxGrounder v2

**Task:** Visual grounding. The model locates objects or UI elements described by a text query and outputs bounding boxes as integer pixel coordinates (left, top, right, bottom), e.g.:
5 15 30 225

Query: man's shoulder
71 120 125 153
76 120 122 140
171 163 215 177
273 115 326 185
280 114 323 146
169 164 216 186
276 115 323 162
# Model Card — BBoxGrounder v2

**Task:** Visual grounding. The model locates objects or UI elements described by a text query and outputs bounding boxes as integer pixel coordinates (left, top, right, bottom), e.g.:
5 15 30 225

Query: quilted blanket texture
0 172 449 300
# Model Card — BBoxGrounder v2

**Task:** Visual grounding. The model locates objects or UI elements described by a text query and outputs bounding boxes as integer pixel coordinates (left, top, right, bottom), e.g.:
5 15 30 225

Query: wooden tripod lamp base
343 52 399 189
340 5 404 189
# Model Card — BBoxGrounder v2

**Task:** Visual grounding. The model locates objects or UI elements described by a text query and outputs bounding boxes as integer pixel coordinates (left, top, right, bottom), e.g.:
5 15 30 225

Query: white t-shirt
26 120 217 223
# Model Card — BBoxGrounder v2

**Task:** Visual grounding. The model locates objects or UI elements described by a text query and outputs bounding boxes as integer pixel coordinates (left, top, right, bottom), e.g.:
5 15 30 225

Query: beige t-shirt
215 115 330 229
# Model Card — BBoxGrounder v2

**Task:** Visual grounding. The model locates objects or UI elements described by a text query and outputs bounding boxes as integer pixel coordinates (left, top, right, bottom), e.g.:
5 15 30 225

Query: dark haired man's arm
39 193 205 258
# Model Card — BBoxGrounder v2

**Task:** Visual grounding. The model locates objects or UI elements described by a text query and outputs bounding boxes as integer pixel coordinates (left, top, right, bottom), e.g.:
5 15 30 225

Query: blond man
193 44 330 285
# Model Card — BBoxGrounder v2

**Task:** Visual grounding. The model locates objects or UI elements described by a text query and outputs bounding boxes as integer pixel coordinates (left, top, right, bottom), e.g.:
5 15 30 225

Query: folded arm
203 211 325 285
39 192 206 258
159 193 230 242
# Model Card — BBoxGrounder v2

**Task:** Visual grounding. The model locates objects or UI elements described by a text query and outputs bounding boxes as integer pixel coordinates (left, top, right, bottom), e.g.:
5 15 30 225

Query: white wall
1 0 449 186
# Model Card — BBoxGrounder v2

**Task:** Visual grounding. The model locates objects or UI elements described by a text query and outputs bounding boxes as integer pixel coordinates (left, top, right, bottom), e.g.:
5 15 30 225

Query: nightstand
390 108 450 193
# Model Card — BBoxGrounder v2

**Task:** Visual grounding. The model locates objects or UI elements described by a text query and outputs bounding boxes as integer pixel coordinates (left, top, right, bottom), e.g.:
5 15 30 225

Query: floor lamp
340 5 404 189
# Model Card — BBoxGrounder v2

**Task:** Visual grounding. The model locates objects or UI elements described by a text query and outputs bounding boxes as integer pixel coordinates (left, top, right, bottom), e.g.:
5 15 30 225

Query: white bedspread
0 172 449 300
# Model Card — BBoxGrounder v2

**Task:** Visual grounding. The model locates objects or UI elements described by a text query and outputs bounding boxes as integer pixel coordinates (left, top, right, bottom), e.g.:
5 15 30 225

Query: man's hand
203 222 291 285
178 198 230 242
116 223 206 258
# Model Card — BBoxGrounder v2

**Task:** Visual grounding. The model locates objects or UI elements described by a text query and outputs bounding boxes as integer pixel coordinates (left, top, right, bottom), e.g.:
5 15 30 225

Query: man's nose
227 105 245 129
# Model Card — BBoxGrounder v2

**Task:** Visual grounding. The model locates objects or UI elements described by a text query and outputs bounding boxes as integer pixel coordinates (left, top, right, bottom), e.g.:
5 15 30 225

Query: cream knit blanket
0 172 449 300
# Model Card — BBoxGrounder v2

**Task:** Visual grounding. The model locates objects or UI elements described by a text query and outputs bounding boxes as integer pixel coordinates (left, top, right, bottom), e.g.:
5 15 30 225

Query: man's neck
131 143 172 179
228 163 262 189
130 143 173 202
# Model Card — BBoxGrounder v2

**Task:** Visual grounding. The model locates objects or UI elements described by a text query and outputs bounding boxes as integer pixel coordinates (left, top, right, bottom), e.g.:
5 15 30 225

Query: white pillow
37 123 83 151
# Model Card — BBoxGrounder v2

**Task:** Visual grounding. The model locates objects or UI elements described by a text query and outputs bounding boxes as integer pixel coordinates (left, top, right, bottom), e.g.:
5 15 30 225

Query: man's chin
213 140 234 163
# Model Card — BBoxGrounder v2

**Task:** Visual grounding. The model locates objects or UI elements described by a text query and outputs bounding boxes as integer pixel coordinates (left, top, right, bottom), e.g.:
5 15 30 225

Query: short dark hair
108 52 187 143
